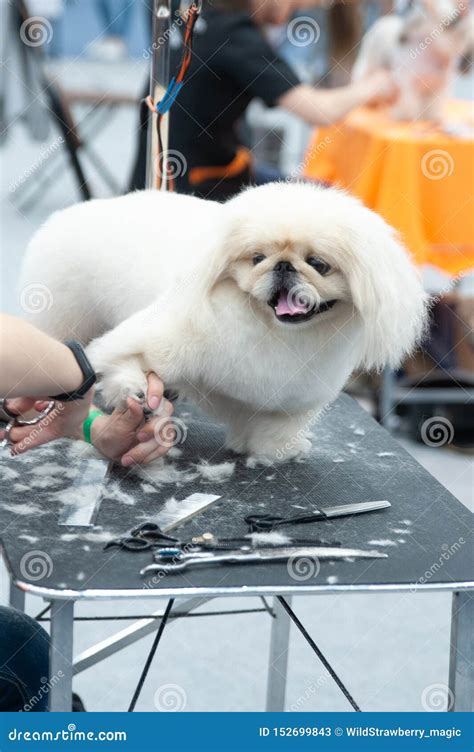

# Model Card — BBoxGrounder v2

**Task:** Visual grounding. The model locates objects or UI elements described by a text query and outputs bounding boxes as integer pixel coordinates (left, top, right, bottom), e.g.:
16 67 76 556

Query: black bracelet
49 341 96 402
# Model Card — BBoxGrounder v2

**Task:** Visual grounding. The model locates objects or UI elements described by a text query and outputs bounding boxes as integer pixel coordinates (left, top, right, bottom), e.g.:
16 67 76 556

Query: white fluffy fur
247 531 292 546
194 460 236 482
353 0 474 121
21 182 427 461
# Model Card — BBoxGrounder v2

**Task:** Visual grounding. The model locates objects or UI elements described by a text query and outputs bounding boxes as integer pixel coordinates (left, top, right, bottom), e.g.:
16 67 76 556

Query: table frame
379 367 474 430
8 577 473 713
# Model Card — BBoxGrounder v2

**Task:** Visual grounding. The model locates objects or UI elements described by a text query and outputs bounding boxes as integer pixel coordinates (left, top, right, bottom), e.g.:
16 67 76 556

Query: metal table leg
380 366 396 428
9 582 25 612
265 596 292 711
449 591 473 712
49 600 75 712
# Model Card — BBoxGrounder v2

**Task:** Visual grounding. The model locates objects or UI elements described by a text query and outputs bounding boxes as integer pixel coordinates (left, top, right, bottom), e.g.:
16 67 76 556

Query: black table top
1 395 472 600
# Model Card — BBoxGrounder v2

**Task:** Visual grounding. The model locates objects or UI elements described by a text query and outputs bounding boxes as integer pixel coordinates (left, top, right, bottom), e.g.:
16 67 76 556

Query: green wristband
82 409 104 445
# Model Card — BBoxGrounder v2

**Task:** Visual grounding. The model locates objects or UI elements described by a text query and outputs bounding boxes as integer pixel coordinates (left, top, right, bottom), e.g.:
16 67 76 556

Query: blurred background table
304 101 474 429
304 100 474 279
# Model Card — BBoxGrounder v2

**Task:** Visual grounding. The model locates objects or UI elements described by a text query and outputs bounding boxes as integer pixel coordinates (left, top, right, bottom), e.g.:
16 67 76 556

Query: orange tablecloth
303 101 474 277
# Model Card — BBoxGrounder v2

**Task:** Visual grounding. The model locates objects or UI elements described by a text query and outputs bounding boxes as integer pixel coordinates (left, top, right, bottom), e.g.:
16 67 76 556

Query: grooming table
1 395 472 712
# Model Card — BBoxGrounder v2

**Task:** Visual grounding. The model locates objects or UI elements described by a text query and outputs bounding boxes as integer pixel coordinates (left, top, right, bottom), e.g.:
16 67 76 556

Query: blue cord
156 78 184 115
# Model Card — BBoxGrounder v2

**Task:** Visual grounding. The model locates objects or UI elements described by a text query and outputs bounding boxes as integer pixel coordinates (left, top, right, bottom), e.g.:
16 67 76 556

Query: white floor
0 60 472 712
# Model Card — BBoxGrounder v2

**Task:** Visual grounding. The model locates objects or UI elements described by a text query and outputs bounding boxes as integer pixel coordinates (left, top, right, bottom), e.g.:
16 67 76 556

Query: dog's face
207 182 427 371
227 238 351 327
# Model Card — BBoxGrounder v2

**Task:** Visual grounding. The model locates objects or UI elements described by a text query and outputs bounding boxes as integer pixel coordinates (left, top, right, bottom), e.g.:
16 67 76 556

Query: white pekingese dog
21 182 427 461
352 0 474 121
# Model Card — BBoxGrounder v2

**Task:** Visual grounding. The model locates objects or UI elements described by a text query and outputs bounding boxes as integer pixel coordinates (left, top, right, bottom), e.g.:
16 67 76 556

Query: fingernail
148 396 160 410
137 432 148 442
122 455 134 467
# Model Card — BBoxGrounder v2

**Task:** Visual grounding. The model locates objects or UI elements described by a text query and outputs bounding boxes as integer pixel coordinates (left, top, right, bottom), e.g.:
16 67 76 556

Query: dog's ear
179 217 233 298
346 210 429 371
200 211 249 292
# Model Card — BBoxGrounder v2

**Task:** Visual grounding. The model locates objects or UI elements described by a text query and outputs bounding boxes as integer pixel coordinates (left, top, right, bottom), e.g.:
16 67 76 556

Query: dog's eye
306 257 331 276
253 254 266 266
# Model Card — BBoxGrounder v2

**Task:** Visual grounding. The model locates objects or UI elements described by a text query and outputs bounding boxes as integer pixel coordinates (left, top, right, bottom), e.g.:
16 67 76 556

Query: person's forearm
308 85 366 125
278 82 369 127
0 314 83 397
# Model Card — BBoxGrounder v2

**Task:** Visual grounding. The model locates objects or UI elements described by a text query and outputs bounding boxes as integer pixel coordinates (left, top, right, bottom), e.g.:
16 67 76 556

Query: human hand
91 372 176 465
143 371 165 411
1 372 176 465
91 393 175 466
0 391 94 455
358 69 399 107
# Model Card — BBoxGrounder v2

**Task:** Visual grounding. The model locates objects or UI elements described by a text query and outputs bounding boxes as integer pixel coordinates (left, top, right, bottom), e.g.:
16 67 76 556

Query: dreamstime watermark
23 672 64 712
8 727 127 742
160 150 188 179
288 134 333 181
20 283 54 315
287 16 320 47
20 550 53 582
14 403 65 455
9 137 64 194
153 416 188 447
142 540 195 589
287 553 321 581
421 683 454 712
143 4 197 59
20 16 53 47
429 270 465 307
276 404 332 461
289 670 330 711
421 416 454 447
410 537 465 592
408 2 467 60
154 683 187 711
287 283 319 315
421 149 454 180
143 27 176 59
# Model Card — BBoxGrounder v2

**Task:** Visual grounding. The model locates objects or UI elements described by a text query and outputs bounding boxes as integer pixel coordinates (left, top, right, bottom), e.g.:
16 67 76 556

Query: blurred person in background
274 2 394 92
129 0 397 200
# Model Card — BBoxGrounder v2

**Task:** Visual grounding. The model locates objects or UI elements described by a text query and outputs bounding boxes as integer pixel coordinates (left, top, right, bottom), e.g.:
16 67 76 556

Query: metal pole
266 596 292 711
146 0 172 190
448 591 474 712
9 582 25 612
49 600 75 712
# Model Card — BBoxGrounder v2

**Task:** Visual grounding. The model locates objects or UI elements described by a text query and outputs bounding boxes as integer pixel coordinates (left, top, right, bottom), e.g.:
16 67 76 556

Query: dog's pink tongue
275 291 307 316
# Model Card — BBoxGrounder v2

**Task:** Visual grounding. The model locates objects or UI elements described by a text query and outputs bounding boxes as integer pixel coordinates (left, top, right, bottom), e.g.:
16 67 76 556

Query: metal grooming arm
146 0 172 190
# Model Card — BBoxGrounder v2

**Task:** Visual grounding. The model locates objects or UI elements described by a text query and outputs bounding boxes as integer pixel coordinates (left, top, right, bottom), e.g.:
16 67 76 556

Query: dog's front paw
248 435 312 464
98 364 149 409
277 436 312 462
87 339 149 409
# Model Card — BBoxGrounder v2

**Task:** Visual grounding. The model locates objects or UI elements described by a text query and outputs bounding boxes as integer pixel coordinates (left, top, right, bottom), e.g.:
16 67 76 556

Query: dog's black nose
274 260 296 273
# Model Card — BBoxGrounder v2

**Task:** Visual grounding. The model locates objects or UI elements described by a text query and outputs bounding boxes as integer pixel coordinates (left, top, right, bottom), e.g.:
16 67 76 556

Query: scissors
105 524 342 554
245 500 391 532
0 398 56 448
140 544 388 575
104 522 180 552
190 532 342 550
